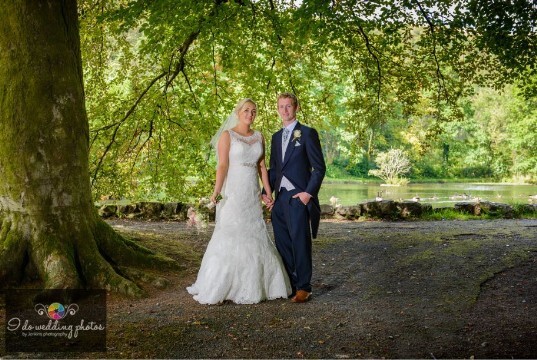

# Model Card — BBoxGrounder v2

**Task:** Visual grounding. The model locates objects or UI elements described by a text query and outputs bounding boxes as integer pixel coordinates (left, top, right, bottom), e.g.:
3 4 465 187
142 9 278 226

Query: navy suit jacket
268 122 326 238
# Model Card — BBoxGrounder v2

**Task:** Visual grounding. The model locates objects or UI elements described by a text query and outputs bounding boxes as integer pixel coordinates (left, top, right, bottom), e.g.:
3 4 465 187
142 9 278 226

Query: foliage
422 206 537 220
421 208 493 221
368 148 411 185
78 0 537 201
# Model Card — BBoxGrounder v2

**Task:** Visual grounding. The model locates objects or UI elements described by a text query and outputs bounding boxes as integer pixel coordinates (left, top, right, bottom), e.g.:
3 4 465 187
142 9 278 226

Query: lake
318 182 537 208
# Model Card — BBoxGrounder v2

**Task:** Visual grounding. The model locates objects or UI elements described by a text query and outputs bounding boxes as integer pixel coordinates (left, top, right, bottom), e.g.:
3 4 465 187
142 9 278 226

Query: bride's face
238 102 257 126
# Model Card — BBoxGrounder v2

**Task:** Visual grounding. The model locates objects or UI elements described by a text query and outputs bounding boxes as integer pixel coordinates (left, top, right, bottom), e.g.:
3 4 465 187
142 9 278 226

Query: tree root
0 215 28 284
0 211 179 297
92 219 180 271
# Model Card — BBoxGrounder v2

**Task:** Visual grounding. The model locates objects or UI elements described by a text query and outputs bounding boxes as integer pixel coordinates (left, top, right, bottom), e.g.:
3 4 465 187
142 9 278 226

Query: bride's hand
210 192 221 204
262 194 274 209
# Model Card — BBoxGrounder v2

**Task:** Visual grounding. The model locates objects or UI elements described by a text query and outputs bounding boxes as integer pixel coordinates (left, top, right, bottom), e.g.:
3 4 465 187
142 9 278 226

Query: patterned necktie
282 128 290 160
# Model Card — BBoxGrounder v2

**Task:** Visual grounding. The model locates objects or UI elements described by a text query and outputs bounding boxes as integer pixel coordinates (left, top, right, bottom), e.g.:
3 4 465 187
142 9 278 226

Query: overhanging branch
91 71 166 185
412 0 449 101
356 23 382 113
91 0 240 186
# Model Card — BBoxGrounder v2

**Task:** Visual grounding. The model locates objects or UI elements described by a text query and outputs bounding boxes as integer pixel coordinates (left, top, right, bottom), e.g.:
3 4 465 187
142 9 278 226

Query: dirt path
4 219 537 358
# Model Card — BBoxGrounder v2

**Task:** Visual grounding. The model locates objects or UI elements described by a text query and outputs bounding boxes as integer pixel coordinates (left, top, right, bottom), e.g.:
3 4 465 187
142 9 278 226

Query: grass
422 208 491 221
323 178 371 184
421 207 537 221
324 176 503 185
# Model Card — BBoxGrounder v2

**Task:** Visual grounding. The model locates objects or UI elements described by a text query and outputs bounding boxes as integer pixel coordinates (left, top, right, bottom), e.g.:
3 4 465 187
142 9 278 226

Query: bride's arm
258 135 272 200
211 131 230 204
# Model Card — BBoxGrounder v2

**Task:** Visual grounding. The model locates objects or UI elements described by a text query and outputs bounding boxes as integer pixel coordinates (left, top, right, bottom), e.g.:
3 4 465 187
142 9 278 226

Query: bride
187 98 291 304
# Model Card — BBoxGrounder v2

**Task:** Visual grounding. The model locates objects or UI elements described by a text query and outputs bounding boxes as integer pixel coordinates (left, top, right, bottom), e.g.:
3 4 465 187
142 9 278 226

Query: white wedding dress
187 129 291 304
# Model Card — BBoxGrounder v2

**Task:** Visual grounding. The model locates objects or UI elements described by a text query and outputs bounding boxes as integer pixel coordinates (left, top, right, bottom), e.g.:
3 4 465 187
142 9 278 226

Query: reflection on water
319 182 537 208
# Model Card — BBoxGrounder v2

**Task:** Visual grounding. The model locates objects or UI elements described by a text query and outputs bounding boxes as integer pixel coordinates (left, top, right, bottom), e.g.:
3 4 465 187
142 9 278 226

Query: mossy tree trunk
0 0 175 296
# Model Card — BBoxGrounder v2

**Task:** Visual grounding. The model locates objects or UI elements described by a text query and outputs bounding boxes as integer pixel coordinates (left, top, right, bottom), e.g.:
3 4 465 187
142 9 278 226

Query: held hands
261 192 311 210
293 192 312 205
262 194 274 211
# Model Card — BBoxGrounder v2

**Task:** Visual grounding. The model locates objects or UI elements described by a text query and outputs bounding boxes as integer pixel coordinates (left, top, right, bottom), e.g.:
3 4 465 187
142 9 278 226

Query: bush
368 149 411 185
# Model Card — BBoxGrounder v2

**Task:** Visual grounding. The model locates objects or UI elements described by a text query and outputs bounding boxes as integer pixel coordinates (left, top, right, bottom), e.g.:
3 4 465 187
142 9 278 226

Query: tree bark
0 0 176 296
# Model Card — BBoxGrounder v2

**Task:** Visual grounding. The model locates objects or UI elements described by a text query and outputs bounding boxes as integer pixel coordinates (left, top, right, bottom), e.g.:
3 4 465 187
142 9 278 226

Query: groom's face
277 98 298 124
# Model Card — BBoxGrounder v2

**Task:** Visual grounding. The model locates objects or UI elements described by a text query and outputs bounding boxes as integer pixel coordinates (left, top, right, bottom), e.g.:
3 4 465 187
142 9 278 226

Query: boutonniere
292 129 301 142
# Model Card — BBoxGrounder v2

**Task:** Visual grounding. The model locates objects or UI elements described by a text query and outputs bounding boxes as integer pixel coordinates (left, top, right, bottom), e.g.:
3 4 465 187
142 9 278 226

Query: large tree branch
348 5 382 120
356 23 382 113
412 0 449 101
266 57 276 90
181 68 199 107
210 30 222 101
91 71 166 185
164 0 235 93
164 29 201 92
91 0 238 185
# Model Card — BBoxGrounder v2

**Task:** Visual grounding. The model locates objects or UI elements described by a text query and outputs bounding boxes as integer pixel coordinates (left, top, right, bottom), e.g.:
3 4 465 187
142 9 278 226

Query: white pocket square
295 141 301 147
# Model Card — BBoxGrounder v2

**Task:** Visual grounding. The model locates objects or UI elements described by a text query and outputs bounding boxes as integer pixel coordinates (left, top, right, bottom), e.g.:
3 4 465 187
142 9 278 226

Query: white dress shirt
280 121 297 191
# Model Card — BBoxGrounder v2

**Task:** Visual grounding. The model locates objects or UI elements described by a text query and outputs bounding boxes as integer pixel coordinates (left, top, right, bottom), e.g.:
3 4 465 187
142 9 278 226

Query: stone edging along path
97 200 537 221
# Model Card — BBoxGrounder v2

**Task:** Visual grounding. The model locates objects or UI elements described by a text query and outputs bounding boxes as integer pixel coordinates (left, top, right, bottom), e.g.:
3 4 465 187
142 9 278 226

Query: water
318 182 537 208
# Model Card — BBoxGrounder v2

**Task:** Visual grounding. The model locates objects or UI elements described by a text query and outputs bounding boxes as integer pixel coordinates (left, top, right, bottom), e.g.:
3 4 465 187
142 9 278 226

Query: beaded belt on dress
238 162 257 168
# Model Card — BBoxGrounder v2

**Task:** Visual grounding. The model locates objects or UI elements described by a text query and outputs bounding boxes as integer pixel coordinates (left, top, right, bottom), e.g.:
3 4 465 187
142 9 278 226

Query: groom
265 93 325 303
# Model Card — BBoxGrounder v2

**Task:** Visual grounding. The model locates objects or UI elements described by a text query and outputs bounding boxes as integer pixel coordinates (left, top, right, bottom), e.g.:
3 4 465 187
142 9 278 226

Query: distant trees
369 149 411 185
78 0 537 200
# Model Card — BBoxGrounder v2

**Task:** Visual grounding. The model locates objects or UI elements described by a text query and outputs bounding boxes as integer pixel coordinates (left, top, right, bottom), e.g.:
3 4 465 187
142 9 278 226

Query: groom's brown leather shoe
291 290 311 303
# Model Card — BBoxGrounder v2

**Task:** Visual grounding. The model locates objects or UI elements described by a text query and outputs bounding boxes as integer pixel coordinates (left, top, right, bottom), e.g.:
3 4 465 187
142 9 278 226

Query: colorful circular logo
47 302 66 320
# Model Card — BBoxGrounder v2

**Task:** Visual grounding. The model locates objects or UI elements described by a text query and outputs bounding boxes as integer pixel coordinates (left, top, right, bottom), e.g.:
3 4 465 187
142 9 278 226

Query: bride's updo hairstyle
234 98 257 116
210 98 258 163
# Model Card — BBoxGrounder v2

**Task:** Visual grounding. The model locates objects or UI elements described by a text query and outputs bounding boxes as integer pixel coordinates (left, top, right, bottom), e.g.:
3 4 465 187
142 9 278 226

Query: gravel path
100 219 537 359
2 219 536 358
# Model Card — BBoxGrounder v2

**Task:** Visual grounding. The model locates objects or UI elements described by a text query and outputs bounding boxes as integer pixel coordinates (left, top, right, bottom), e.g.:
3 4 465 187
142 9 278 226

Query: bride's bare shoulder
218 130 231 145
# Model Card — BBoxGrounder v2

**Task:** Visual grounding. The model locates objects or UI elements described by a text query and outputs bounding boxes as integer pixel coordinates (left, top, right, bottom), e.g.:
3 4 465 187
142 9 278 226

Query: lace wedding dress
187 129 291 304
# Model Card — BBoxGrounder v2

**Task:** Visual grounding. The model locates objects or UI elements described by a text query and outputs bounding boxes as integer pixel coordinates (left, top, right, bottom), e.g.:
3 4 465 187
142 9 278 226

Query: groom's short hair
278 92 298 107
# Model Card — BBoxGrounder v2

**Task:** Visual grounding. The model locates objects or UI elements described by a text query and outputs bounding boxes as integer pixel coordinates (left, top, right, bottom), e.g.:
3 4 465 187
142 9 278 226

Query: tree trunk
0 0 175 296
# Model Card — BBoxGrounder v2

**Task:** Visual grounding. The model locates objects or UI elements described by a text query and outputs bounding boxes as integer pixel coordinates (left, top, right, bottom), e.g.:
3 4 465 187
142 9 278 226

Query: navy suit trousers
271 188 312 293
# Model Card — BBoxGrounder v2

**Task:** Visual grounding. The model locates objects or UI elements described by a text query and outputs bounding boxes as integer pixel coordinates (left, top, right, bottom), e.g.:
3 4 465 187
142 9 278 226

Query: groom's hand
262 194 274 211
293 192 312 205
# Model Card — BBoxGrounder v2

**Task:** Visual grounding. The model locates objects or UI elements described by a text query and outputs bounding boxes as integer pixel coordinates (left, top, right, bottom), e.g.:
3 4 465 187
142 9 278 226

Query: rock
162 202 185 219
519 204 537 214
335 205 361 220
118 204 139 216
455 202 480 215
136 202 164 218
479 201 514 218
360 200 399 219
421 203 433 214
455 201 514 218
397 201 424 218
96 199 532 222
98 204 117 218
321 204 335 218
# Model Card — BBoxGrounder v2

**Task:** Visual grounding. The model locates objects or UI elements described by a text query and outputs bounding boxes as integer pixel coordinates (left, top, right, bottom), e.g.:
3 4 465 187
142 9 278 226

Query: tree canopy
79 0 536 201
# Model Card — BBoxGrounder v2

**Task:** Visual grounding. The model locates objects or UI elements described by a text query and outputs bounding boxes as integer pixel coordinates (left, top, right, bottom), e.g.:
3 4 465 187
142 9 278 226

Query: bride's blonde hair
234 98 257 115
